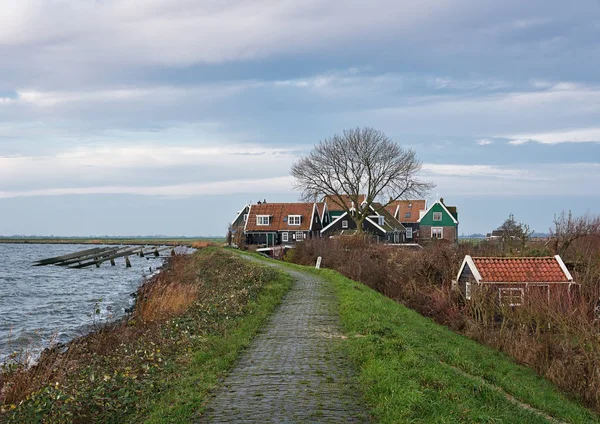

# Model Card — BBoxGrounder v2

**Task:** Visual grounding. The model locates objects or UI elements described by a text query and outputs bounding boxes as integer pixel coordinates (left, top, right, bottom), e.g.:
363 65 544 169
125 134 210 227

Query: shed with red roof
454 255 576 306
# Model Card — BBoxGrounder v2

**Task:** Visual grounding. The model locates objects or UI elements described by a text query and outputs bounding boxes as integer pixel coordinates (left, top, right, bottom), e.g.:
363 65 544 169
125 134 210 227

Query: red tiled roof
385 200 426 223
323 194 366 211
472 257 570 283
245 203 316 231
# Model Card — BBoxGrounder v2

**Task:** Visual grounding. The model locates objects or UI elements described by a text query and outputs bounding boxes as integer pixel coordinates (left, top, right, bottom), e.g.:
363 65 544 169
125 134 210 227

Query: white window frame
405 227 413 239
341 220 349 229
465 281 471 300
243 213 248 222
433 212 443 221
499 288 524 307
281 232 288 242
295 231 304 241
432 227 443 238
378 216 385 226
288 215 301 226
256 215 270 226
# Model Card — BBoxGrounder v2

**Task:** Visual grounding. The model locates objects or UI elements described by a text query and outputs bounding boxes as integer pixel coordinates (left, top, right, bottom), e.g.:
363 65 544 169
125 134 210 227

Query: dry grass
292 236 600 412
0 248 283 422
135 255 201 322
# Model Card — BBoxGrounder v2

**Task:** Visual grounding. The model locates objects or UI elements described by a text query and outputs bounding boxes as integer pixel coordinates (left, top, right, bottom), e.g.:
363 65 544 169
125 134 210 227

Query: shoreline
0 237 224 247
0 248 290 422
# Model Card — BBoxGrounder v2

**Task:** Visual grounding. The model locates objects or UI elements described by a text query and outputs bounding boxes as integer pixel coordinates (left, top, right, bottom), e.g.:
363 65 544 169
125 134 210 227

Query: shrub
291 235 600 412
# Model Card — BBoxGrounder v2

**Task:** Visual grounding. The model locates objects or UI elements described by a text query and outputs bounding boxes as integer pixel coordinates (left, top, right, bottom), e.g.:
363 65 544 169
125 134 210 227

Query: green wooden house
417 198 459 243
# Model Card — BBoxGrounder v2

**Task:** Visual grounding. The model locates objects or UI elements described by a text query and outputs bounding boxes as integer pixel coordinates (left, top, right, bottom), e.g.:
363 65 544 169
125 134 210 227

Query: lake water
0 243 171 362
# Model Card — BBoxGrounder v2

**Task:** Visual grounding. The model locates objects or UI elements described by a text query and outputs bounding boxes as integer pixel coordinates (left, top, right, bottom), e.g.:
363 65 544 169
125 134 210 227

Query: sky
1 0 599 237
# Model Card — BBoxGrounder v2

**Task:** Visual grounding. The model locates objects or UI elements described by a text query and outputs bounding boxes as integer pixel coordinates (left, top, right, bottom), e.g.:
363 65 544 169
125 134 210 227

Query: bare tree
550 211 600 256
291 127 434 232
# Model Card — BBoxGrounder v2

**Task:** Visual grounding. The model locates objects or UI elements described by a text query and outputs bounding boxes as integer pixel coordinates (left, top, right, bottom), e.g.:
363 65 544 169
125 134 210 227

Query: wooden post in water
110 258 116 266
125 256 131 268
171 248 176 256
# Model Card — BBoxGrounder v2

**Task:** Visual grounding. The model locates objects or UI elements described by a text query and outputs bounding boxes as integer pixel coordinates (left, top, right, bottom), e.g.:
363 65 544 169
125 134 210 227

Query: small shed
454 255 576 306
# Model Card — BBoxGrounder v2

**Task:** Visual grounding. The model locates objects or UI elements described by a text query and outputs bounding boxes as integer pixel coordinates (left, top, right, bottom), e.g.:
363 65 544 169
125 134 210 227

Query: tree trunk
354 215 366 234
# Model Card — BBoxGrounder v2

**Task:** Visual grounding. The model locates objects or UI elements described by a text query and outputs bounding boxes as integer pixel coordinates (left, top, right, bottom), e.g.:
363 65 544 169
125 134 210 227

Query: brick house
417 198 459 244
453 255 577 305
244 202 322 246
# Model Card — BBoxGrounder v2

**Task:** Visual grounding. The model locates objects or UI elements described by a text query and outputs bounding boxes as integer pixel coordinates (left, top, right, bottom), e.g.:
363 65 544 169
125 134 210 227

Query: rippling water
0 243 168 362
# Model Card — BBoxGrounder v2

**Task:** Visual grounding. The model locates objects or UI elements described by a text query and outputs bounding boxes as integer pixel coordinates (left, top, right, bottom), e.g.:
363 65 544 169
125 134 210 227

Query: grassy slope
141 272 291 423
241 253 598 423
1 249 291 423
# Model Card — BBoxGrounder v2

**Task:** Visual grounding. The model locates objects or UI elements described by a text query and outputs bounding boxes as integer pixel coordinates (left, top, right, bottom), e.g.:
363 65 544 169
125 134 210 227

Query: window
281 232 288 242
296 231 304 241
405 212 411 219
243 214 248 222
433 212 442 221
256 215 270 225
341 220 348 229
465 281 471 300
288 215 301 225
499 288 524 307
378 216 385 226
406 227 413 239
432 227 443 238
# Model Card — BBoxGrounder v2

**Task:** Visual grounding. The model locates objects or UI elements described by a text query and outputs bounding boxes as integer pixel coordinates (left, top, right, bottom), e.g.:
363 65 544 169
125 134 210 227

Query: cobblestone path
198 261 368 423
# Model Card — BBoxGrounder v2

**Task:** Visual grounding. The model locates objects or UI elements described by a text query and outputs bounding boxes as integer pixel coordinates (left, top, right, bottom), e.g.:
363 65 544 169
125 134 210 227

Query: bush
291 235 600 412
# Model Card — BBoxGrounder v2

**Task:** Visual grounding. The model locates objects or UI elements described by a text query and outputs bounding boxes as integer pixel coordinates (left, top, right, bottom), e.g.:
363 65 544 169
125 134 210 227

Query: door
267 233 275 246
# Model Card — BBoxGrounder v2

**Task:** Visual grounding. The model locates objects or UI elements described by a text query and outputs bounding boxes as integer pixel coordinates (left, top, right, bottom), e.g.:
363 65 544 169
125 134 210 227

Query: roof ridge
472 256 557 260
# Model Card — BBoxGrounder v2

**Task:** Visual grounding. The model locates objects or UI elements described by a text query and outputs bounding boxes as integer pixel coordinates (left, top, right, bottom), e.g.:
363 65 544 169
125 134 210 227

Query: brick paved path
198 262 368 423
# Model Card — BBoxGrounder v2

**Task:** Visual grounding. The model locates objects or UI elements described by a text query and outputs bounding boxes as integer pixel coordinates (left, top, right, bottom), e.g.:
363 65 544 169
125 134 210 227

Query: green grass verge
239 252 599 423
139 272 292 423
1 249 291 423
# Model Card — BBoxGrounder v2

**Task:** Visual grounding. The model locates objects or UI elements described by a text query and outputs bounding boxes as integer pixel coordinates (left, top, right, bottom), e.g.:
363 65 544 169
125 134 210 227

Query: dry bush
191 241 215 248
291 235 600 411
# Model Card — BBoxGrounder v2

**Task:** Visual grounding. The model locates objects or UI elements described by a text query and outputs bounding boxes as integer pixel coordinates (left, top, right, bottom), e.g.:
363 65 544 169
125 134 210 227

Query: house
385 200 427 241
320 201 406 243
244 202 322 246
417 198 459 244
231 205 250 228
322 195 366 220
454 255 576 306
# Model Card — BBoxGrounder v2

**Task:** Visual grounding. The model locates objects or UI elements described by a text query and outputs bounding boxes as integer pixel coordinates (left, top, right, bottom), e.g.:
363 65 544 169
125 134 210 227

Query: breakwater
0 243 170 362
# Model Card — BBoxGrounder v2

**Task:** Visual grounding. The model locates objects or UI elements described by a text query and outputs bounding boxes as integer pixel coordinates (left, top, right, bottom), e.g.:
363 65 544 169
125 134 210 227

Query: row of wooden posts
33 246 178 269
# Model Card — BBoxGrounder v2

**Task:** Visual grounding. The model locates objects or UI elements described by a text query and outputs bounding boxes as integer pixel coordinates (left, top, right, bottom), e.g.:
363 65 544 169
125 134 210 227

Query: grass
0 248 291 423
241 251 599 423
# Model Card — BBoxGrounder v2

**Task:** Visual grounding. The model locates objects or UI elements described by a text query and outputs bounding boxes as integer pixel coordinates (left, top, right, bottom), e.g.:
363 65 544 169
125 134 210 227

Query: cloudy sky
1 0 599 236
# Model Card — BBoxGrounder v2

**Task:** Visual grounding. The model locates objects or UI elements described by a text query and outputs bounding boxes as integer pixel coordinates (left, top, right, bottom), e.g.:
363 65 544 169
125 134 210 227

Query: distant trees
291 127 434 232
496 214 533 254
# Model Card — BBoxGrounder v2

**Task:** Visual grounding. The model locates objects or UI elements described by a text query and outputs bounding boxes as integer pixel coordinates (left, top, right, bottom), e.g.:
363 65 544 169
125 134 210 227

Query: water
0 243 169 362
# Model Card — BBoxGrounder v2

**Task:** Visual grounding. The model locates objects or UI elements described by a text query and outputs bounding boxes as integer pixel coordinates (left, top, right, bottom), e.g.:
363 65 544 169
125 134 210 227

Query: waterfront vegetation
242 251 599 423
290 231 600 416
0 249 291 423
2 245 598 422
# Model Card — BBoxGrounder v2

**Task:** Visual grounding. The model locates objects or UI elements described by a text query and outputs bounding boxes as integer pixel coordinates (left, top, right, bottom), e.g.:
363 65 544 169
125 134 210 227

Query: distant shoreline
0 237 225 247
